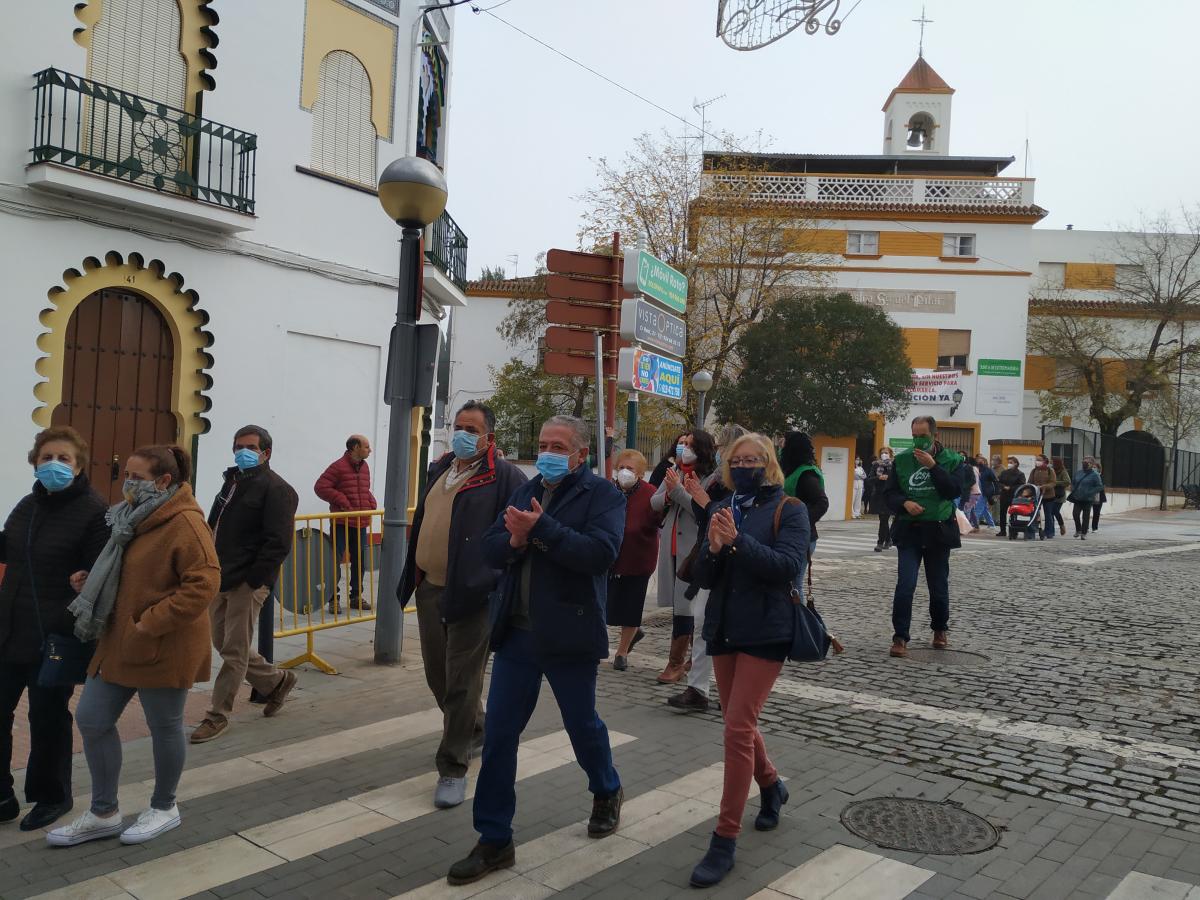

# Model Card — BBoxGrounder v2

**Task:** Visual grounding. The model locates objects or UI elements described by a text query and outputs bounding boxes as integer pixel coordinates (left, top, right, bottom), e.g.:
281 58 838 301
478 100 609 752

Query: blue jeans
1042 500 1060 538
332 525 369 601
973 494 995 527
473 628 620 845
891 543 951 643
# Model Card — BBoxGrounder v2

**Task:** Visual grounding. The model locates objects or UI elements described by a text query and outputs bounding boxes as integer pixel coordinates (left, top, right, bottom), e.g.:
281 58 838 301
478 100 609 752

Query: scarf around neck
68 485 179 641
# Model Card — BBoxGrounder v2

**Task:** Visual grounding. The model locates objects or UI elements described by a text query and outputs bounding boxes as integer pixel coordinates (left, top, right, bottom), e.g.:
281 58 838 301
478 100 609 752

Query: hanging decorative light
716 0 855 51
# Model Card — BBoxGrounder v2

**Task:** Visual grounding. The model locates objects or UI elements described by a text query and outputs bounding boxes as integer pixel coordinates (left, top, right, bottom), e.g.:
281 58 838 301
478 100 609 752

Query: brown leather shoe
889 640 908 658
190 716 229 743
264 670 298 718
656 636 690 684
932 631 949 649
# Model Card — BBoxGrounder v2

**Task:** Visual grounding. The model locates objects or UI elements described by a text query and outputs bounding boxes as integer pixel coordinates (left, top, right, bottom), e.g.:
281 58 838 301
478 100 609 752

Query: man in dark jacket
446 416 626 886
882 416 962 658
192 426 299 744
996 456 1026 537
314 434 378 613
400 401 527 810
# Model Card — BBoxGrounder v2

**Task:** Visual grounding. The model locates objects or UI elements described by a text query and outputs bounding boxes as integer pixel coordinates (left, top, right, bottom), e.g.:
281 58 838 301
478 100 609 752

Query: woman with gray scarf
49 446 220 848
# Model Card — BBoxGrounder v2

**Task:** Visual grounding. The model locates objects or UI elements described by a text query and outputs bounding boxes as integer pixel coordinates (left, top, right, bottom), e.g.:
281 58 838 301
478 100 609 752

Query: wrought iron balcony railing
424 209 468 290
30 68 257 215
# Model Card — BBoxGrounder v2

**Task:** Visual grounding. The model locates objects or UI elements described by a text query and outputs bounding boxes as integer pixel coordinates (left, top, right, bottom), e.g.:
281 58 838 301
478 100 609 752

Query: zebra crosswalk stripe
748 844 934 900
30 730 636 900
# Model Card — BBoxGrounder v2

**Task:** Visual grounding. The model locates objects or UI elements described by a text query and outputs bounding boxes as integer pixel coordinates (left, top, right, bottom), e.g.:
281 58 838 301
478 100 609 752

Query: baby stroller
1007 484 1043 540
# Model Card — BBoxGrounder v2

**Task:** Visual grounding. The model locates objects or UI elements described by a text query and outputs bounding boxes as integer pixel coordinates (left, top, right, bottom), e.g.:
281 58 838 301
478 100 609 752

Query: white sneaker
46 810 124 846
120 806 181 844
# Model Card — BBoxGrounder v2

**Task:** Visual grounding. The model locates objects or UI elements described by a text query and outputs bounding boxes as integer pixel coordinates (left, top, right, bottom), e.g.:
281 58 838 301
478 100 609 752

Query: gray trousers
414 580 489 778
76 676 188 815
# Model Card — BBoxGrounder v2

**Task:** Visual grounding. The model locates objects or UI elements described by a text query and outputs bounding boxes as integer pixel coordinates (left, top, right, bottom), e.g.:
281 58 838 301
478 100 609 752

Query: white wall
825 217 1035 450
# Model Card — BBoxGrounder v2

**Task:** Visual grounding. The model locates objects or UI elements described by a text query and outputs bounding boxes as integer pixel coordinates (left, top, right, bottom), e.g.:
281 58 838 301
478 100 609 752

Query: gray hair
911 414 938 433
714 423 747 451
542 415 590 451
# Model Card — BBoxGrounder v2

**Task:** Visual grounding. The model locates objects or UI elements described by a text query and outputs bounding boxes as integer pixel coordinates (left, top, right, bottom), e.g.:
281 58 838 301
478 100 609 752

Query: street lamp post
691 370 713 429
374 157 448 664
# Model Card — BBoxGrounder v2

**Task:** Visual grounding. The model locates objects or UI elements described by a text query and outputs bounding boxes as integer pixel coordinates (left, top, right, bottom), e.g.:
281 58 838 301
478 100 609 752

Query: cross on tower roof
913 6 933 57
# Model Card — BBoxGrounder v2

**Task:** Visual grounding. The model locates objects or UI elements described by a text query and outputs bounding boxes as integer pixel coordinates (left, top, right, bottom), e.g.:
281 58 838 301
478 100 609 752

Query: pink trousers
712 652 784 838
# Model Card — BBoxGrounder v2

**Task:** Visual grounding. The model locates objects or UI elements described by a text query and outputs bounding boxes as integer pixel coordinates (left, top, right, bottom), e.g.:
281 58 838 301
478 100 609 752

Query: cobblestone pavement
0 511 1198 899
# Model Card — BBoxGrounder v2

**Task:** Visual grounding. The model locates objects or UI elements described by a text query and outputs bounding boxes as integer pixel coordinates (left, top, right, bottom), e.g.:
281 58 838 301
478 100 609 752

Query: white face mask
880 454 890 462
615 468 638 489
679 446 697 465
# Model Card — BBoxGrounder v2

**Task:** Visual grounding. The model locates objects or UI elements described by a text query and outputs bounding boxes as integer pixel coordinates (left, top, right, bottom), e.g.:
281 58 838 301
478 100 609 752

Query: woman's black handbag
37 633 95 688
773 498 843 663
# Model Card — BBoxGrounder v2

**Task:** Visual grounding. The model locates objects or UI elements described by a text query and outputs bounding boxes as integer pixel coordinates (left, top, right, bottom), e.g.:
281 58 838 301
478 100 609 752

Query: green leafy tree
711 292 912 436
487 358 593 456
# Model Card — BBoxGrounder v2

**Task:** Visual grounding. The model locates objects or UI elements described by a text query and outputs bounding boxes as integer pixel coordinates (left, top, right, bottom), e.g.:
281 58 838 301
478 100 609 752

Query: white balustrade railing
703 172 1035 208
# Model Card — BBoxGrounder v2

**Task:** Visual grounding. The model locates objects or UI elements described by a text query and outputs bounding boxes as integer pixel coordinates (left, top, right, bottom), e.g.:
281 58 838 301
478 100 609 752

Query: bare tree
576 131 831 421
1029 208 1200 437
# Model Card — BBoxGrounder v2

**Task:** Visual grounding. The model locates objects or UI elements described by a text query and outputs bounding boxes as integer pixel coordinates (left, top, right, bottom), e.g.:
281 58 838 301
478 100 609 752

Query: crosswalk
19 697 1200 899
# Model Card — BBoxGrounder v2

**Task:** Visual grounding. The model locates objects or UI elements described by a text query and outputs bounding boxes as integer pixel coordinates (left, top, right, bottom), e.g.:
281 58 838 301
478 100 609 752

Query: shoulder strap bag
773 498 845 662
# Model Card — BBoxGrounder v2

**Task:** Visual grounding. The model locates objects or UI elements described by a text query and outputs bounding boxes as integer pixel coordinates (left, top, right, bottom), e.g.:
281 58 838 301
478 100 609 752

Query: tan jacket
88 484 221 689
1028 465 1057 501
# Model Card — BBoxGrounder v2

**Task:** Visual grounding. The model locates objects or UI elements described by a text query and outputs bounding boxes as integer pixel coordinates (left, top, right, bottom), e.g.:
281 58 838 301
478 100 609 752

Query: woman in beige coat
48 445 220 848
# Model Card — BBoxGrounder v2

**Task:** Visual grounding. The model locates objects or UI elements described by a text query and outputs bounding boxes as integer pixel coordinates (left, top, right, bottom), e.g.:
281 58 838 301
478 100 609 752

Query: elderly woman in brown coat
48 445 220 848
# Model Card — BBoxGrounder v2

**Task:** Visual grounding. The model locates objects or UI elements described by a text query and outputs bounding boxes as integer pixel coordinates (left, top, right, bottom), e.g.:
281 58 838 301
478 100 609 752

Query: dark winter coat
1071 468 1104 504
866 459 893 515
314 452 378 528
976 463 1000 501
611 480 660 577
207 463 299 591
997 466 1026 508
0 476 109 664
400 446 528 623
483 464 625 659
882 450 963 550
694 485 809 652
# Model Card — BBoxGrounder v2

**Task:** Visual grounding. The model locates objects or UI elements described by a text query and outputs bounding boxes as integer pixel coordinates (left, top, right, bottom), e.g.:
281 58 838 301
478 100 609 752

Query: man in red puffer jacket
315 435 379 614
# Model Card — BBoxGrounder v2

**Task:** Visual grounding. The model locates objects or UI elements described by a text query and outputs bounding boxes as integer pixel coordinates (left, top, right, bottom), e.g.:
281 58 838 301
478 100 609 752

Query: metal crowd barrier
275 510 383 674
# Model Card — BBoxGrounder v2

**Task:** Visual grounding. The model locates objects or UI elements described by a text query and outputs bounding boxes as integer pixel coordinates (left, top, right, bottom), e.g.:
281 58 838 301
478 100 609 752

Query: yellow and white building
0 0 468 514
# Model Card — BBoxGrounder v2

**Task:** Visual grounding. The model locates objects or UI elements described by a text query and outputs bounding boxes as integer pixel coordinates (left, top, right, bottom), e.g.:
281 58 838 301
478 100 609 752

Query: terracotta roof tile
884 57 955 110
465 274 547 298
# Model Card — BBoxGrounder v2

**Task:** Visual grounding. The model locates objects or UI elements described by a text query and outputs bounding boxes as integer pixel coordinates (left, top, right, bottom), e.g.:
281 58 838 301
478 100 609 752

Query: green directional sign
623 249 687 314
977 358 1022 377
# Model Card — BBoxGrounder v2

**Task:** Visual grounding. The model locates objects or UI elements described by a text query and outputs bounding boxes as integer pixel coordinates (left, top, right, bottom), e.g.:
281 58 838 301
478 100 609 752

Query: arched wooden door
52 289 177 504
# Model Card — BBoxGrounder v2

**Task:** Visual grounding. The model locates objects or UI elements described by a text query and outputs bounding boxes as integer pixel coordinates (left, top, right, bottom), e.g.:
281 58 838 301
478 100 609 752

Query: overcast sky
447 0 1199 280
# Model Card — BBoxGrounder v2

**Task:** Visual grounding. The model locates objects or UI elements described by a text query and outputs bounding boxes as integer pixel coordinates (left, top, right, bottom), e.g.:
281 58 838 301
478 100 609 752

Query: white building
0 0 468 516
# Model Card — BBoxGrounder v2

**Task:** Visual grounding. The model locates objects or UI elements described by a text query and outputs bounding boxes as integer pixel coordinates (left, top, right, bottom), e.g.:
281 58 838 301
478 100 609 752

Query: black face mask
731 467 765 494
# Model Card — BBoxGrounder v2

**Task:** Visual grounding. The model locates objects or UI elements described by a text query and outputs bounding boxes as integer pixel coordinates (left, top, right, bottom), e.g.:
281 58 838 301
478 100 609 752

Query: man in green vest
882 415 962 658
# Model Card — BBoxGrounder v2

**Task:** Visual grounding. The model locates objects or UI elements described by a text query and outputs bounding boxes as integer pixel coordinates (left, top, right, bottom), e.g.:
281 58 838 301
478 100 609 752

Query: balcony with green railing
424 209 468 290
30 68 257 216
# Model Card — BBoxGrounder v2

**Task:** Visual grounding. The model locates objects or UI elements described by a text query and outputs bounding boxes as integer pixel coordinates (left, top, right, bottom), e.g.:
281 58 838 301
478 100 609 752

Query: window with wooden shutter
311 51 378 187
88 0 188 109
936 329 971 371
85 0 190 192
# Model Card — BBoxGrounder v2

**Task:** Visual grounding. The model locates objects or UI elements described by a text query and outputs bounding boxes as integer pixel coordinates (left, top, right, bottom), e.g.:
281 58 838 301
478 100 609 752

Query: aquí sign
617 347 684 400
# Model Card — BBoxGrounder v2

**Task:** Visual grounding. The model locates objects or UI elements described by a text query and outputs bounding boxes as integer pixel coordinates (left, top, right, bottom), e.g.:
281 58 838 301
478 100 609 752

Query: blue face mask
536 452 572 483
234 448 261 471
731 466 766 495
675 444 687 460
451 430 479 460
35 460 75 492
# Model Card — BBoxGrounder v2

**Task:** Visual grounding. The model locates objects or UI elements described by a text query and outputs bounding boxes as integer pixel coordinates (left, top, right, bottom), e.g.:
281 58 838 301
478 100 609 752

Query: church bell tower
882 56 955 156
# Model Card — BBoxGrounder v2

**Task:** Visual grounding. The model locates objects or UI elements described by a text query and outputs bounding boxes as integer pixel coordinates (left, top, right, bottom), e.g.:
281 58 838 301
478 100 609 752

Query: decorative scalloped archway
34 252 214 454
73 0 220 103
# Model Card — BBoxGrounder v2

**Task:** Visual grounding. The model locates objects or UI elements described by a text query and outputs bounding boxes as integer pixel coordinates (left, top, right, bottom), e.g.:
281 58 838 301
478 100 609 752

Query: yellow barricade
275 510 384 675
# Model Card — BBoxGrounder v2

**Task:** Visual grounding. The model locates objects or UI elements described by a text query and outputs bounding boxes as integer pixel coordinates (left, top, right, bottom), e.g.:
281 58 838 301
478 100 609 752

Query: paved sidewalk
3 512 1199 898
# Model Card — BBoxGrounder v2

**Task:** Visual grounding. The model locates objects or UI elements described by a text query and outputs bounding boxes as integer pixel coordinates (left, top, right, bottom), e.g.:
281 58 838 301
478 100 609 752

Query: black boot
754 779 789 831
667 686 711 712
690 832 736 888
20 800 72 831
588 787 623 838
0 793 18 823
446 841 516 885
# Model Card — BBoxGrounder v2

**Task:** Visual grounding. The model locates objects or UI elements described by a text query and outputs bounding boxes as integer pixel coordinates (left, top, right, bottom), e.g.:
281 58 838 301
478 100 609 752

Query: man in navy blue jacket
446 416 627 886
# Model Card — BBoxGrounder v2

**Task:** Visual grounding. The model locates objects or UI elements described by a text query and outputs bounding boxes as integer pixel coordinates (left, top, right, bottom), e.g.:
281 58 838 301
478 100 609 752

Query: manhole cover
903 648 990 666
840 798 999 855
